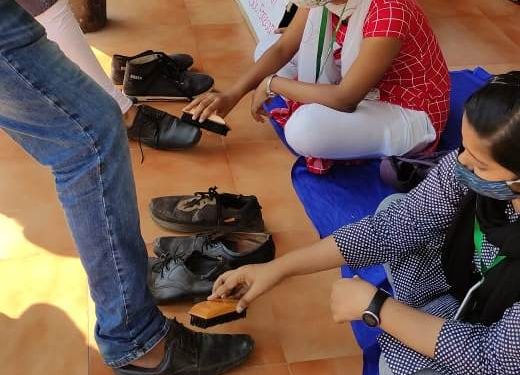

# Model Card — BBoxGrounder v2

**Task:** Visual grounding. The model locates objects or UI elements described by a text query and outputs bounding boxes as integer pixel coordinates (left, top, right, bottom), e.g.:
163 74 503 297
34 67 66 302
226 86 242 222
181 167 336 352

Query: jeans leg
0 0 167 367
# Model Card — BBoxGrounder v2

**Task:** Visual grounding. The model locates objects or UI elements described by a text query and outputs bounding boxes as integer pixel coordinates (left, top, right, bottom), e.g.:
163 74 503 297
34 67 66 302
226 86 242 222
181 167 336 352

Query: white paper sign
237 0 288 40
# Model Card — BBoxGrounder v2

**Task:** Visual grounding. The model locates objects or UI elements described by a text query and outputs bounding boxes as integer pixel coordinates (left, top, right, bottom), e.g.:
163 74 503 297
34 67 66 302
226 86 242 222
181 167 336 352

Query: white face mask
291 0 332 8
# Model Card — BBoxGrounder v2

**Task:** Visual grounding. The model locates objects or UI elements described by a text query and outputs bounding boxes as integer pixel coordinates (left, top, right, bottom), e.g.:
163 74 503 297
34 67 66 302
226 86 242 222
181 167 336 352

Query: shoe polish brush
188 299 246 329
181 111 230 136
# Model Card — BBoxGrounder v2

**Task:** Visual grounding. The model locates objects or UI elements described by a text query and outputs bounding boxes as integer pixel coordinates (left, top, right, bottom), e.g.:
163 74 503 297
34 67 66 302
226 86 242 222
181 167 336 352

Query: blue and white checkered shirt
333 151 520 375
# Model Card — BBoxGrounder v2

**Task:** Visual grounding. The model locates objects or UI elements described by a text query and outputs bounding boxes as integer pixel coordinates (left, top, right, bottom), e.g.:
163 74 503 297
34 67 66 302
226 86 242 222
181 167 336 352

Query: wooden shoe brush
189 299 246 329
181 111 230 136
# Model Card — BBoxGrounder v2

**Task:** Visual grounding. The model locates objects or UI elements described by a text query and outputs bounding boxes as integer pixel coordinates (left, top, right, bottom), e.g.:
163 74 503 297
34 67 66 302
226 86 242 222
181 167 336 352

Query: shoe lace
151 252 185 278
134 105 167 163
184 186 220 208
156 52 193 101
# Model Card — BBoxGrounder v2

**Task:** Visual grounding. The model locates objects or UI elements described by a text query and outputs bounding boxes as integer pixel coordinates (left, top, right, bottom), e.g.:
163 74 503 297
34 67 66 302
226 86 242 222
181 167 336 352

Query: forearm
270 77 357 112
230 44 296 99
272 236 345 278
380 298 445 358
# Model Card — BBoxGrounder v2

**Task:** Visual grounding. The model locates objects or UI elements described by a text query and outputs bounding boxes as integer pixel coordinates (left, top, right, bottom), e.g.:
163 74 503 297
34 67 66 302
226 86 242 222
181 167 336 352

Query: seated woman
208 71 520 374
186 0 450 174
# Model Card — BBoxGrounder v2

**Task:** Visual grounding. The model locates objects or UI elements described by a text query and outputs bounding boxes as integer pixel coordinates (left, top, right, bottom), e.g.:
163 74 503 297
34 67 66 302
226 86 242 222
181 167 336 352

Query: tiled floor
0 0 518 374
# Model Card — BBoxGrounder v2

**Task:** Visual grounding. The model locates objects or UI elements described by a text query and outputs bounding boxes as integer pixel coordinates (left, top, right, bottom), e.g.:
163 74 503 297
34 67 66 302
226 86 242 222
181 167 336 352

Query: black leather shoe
123 52 213 101
113 319 254 375
127 105 201 151
112 51 193 85
149 187 265 233
154 232 275 269
148 251 229 304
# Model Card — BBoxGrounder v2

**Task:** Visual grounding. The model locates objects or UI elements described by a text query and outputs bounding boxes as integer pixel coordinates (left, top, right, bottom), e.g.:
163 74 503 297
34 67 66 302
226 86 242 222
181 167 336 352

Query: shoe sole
149 207 264 234
126 86 214 103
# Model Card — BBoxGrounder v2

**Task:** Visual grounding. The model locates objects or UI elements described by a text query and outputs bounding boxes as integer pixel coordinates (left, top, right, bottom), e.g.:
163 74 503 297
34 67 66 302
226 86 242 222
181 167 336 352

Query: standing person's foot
123 52 214 102
114 319 254 375
112 51 194 85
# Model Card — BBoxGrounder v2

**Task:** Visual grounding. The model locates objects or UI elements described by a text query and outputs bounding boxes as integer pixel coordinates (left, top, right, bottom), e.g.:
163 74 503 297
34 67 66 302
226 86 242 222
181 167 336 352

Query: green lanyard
315 7 329 83
474 217 506 276
315 5 347 83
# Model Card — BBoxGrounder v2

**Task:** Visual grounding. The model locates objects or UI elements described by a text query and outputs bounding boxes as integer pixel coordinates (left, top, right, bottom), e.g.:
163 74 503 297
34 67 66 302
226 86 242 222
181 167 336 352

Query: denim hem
106 318 170 368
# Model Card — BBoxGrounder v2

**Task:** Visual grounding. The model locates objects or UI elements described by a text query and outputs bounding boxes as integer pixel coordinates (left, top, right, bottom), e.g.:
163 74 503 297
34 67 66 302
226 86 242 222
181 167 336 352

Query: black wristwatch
362 289 391 328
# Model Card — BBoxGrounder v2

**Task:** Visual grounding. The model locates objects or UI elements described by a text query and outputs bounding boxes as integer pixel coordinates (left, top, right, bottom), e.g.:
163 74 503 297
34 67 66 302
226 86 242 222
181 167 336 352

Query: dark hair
465 71 520 176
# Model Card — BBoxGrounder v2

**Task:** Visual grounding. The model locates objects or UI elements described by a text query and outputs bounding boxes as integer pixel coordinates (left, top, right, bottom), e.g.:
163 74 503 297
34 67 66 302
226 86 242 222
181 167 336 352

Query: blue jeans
0 0 168 367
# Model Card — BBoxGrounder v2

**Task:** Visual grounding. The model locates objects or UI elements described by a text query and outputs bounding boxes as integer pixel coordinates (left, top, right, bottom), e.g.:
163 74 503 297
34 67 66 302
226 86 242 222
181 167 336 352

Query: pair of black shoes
112 50 214 101
115 319 254 375
148 188 274 304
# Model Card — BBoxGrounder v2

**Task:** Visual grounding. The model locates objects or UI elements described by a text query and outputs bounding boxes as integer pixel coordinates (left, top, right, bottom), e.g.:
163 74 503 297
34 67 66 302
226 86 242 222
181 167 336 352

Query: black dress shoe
112 51 193 85
148 251 229 304
123 52 213 102
149 187 265 233
154 232 275 269
127 105 201 152
114 319 254 375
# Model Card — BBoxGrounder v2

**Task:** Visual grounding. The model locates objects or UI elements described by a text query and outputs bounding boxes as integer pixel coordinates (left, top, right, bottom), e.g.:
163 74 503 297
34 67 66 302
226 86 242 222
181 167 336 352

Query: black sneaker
149 187 265 233
127 105 201 152
154 232 275 269
123 52 214 102
114 319 254 375
148 251 229 304
112 50 193 85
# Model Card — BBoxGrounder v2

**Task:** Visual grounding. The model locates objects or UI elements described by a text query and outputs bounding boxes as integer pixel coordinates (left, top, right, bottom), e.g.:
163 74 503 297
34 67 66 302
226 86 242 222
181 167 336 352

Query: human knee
284 104 323 156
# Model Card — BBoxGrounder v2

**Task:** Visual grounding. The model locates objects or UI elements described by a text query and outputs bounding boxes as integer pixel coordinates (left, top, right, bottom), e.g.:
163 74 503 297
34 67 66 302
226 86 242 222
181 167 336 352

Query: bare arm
265 37 401 112
230 7 309 98
380 299 445 358
184 8 309 120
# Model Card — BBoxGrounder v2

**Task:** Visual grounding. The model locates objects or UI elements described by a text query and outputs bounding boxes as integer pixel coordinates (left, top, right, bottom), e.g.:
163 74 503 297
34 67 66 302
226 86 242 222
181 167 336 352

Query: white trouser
36 0 133 114
255 36 436 159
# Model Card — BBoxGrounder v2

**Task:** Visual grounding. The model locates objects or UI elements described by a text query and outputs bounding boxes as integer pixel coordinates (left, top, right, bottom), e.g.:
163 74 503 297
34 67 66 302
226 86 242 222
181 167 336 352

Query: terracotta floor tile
473 0 520 16
271 229 320 257
0 160 77 257
225 141 313 232
224 96 280 144
196 293 286 366
185 0 244 25
429 15 520 67
416 0 484 18
5 1 519 374
0 255 89 375
488 15 520 48
289 356 363 375
270 270 362 363
227 364 291 375
129 143 236 243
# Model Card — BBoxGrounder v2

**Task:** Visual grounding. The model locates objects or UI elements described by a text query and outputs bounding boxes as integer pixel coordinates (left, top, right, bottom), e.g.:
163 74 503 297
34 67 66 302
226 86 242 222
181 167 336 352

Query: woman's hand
183 91 240 122
250 77 271 122
330 277 378 324
209 263 285 313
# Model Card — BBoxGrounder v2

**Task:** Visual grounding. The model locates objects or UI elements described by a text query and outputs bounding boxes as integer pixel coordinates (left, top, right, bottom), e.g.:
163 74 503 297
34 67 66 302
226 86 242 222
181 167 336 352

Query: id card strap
315 7 329 83
474 217 506 275
454 277 485 321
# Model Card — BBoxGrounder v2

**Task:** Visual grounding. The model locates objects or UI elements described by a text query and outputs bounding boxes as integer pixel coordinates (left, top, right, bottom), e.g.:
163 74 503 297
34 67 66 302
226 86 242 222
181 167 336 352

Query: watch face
362 311 380 328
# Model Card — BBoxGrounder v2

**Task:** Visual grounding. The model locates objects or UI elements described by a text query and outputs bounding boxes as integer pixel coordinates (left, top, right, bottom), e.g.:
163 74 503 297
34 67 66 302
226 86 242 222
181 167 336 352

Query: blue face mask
454 161 520 201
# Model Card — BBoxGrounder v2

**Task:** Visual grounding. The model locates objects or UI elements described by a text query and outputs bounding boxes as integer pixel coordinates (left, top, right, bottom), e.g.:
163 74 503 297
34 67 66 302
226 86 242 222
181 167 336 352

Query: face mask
454 161 520 201
291 0 332 8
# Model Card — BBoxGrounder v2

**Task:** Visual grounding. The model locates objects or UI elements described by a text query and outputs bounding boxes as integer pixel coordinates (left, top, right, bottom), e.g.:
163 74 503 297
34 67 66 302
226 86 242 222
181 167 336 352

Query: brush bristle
190 310 247 329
